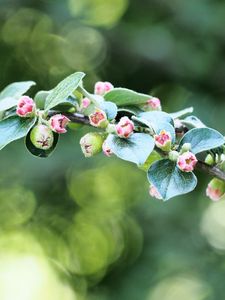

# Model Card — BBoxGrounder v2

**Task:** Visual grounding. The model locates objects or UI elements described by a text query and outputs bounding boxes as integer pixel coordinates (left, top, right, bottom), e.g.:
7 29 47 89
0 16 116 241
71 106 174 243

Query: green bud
205 154 214 166
180 143 192 153
80 132 105 158
30 124 54 150
168 150 179 162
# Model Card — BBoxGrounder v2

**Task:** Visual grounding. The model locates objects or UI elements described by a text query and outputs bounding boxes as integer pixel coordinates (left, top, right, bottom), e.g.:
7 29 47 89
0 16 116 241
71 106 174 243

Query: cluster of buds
94 81 114 96
116 116 134 138
140 97 161 111
206 178 225 201
16 96 36 117
154 130 171 152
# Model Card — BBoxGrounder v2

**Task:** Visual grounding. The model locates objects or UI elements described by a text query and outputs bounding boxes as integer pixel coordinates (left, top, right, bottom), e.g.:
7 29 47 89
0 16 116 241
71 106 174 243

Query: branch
196 161 225 181
48 111 225 182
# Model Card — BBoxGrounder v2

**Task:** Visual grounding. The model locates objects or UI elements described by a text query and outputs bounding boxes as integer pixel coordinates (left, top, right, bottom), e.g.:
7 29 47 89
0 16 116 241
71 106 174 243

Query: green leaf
45 72 85 110
34 90 51 109
0 81 35 100
147 159 197 200
139 151 161 172
0 97 18 112
181 115 206 129
106 133 155 165
0 116 36 150
25 130 59 158
104 88 152 106
170 107 194 119
179 127 225 154
99 101 118 120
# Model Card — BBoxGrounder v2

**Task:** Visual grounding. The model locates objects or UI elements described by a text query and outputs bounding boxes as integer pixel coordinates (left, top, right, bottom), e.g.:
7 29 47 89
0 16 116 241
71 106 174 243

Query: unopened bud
116 116 134 138
149 185 162 200
16 96 36 118
94 81 114 96
140 97 161 111
206 178 225 201
30 124 54 150
180 143 191 153
80 132 104 158
102 140 113 157
177 151 198 172
154 130 172 151
49 114 70 133
89 108 108 128
169 150 179 162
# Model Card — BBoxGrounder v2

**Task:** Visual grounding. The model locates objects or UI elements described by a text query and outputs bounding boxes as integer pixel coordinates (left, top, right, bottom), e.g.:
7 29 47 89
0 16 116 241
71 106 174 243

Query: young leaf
106 133 155 165
0 116 36 150
45 72 85 110
99 101 118 120
104 88 152 106
34 90 51 109
181 115 206 129
179 127 225 154
0 81 36 100
170 107 193 119
147 159 197 200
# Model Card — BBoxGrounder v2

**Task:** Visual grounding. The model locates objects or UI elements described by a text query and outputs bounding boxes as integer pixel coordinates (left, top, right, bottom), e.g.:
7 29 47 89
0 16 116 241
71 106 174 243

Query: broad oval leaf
0 116 36 150
26 130 59 158
0 81 36 100
104 88 152 106
0 97 18 112
147 159 197 201
45 72 85 110
179 127 225 154
106 133 155 165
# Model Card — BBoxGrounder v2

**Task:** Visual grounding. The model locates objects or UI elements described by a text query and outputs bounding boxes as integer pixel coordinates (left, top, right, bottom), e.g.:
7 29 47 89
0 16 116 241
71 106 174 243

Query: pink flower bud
154 130 172 151
81 97 91 109
94 81 114 96
80 132 104 158
89 109 108 128
30 124 54 150
116 116 134 138
149 185 162 200
49 114 70 134
16 96 36 117
206 178 225 201
102 140 113 157
177 151 198 172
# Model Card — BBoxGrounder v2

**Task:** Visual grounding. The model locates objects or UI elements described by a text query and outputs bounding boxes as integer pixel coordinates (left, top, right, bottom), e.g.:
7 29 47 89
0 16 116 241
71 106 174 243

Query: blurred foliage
0 0 225 299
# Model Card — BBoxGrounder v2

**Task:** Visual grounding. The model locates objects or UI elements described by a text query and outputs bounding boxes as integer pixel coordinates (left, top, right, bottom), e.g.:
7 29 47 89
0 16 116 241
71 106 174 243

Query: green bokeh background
0 0 225 299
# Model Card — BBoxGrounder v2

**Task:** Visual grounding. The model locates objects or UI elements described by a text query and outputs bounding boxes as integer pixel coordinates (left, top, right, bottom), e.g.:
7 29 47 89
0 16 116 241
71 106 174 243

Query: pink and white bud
30 124 54 150
16 96 36 117
81 97 91 109
49 114 70 134
142 97 161 111
102 140 113 157
154 130 172 151
89 108 108 128
80 132 104 158
177 151 198 172
94 81 114 96
149 185 162 200
206 178 225 201
116 116 134 138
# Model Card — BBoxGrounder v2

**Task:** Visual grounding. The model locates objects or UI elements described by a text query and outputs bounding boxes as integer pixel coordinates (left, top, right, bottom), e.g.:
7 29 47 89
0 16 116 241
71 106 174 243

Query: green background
0 0 225 299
